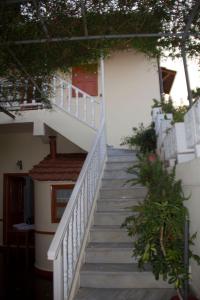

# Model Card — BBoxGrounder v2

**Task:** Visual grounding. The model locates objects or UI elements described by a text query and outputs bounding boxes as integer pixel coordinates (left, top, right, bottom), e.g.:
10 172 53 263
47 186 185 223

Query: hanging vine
0 0 199 78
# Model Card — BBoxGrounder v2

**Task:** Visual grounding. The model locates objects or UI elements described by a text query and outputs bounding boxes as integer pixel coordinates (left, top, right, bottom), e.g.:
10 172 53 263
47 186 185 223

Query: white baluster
24 79 28 104
52 76 56 104
61 80 64 108
68 83 72 113
75 89 79 118
63 233 68 298
53 249 64 300
84 95 87 122
91 99 95 128
68 219 73 285
72 212 77 268
32 85 36 104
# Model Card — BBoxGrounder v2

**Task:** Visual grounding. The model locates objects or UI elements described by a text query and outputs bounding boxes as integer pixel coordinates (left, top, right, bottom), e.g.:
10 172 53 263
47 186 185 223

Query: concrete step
105 161 137 171
90 225 132 243
96 199 139 211
74 287 175 300
100 187 147 199
94 211 133 226
107 148 136 156
103 169 136 179
107 155 137 162
80 263 171 288
101 178 138 188
85 243 135 263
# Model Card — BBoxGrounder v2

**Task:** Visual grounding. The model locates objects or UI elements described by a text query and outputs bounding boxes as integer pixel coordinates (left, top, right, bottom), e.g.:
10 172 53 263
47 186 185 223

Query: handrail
48 112 106 299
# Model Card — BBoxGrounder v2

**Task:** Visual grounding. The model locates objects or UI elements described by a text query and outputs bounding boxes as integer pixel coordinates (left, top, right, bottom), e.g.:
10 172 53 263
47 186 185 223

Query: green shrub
121 123 156 154
123 155 200 294
152 98 188 123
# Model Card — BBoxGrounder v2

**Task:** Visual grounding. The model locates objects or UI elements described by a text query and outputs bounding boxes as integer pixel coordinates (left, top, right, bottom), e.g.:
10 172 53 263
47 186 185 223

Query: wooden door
3 174 26 245
72 65 98 96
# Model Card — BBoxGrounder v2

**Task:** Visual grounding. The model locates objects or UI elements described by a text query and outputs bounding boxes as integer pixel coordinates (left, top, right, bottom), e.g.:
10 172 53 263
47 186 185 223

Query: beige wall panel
104 50 160 147
176 159 200 297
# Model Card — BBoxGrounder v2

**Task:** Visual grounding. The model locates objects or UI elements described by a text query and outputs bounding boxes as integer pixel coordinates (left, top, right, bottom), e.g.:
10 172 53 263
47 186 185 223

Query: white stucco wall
0 129 84 245
104 50 160 147
176 159 200 297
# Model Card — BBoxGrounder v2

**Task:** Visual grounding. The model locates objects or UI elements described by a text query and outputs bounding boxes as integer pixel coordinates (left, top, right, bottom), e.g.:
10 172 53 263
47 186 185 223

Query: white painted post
53 250 64 300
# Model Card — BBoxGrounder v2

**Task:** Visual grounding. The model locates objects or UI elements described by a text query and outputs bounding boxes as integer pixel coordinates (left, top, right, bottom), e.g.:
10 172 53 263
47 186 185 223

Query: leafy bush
152 98 188 123
192 88 200 102
122 155 200 295
121 123 156 154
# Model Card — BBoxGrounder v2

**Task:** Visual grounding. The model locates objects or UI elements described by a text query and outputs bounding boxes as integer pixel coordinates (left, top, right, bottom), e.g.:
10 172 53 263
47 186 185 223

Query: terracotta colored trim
34 266 53 280
35 230 55 235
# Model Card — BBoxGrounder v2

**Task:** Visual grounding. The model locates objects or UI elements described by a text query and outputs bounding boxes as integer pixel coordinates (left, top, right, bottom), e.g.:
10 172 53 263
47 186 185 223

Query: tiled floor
0 247 53 300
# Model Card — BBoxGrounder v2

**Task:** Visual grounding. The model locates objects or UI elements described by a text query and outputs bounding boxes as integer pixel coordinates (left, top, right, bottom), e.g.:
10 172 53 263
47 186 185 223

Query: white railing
184 100 200 157
153 106 195 164
0 76 102 130
51 76 101 130
48 115 107 300
0 77 49 110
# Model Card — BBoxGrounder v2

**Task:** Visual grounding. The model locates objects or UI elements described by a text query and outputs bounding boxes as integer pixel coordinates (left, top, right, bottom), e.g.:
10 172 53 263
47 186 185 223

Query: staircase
74 147 174 300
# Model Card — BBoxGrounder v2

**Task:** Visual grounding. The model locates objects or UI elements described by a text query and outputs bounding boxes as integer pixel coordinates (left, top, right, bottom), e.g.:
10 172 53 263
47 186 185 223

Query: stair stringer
0 108 96 151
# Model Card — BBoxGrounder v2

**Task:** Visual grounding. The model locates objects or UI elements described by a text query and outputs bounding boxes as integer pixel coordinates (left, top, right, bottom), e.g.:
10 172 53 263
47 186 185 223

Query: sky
161 56 200 106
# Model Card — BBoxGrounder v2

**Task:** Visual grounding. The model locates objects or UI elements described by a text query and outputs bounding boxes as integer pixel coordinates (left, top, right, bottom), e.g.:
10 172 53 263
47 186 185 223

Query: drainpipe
100 55 106 118
157 56 164 100
181 46 193 107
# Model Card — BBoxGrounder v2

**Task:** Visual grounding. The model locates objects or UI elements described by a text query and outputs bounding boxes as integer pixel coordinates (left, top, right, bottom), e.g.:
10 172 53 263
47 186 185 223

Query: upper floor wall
0 49 160 148
104 50 160 147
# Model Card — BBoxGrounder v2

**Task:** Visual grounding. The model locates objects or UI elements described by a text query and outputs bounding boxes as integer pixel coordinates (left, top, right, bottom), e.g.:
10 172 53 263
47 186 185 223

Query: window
51 184 74 223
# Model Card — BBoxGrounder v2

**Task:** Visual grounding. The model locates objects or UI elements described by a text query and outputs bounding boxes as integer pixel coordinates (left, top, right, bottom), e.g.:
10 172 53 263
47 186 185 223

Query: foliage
0 0 200 78
121 123 157 154
152 98 188 123
192 88 200 102
122 155 200 292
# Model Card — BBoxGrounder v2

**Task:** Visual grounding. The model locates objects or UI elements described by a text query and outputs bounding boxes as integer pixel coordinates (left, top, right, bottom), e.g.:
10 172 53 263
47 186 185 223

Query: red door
72 65 98 96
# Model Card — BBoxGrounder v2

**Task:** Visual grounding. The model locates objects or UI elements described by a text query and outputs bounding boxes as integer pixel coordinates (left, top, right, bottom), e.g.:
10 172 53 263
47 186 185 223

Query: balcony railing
0 77 51 110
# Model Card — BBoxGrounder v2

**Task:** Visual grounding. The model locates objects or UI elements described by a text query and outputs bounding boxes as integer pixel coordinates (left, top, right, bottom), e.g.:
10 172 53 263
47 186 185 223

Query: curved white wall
34 180 75 272
176 159 200 297
104 50 160 147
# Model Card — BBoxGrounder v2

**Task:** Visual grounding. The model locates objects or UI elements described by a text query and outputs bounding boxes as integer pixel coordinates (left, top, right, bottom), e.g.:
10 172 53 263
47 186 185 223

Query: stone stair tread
97 207 132 212
87 242 133 249
81 263 152 273
95 210 133 214
74 288 175 300
91 225 125 230
98 197 144 201
100 186 145 190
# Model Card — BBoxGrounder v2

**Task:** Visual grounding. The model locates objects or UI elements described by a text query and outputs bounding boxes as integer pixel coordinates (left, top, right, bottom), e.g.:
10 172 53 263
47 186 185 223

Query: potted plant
122 154 200 300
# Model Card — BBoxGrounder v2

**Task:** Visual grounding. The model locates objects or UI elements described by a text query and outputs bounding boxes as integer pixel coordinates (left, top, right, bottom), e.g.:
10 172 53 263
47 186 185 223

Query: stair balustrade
48 99 107 299
153 104 196 165
0 76 102 131
51 76 101 130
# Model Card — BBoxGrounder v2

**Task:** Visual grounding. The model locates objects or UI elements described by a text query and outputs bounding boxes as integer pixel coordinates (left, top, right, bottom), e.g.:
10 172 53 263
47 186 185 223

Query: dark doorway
3 174 34 246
